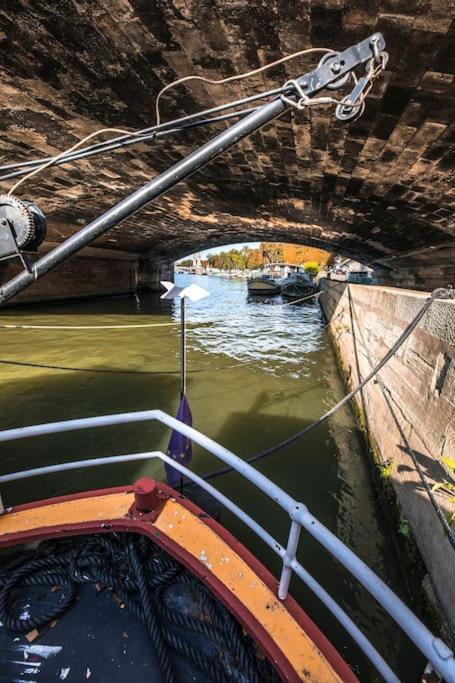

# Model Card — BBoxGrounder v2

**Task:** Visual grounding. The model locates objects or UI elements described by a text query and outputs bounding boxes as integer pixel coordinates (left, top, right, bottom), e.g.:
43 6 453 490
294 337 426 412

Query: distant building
192 253 202 271
328 257 375 284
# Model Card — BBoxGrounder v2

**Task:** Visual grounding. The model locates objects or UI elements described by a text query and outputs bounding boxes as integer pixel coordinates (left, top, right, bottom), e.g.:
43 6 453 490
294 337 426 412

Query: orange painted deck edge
0 491 135 533
0 487 355 682
155 498 342 682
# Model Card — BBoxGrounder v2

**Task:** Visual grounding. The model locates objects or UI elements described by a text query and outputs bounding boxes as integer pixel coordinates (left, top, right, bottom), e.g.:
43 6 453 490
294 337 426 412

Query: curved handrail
0 410 454 682
0 449 398 682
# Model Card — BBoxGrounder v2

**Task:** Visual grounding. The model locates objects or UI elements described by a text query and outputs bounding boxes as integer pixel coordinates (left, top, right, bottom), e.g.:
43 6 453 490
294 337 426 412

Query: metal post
278 520 302 599
0 34 384 306
180 297 186 396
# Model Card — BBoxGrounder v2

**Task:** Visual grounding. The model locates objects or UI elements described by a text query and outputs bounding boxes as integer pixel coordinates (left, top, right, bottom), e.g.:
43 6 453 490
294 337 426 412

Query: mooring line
197 288 453 485
0 286 331 331
0 321 181 330
0 357 252 376
347 295 455 549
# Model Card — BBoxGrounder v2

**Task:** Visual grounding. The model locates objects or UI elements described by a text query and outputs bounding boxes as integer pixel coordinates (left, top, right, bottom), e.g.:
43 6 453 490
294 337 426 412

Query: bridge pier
377 264 455 292
0 246 138 306
136 257 174 292
0 250 176 305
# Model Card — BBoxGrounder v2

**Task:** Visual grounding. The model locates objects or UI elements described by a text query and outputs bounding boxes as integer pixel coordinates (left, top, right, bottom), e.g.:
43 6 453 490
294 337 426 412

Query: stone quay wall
0 250 137 305
320 280 455 638
0 251 176 306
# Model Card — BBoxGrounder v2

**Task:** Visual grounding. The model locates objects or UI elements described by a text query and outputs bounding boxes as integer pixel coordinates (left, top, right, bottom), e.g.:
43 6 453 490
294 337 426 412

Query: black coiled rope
0 533 278 682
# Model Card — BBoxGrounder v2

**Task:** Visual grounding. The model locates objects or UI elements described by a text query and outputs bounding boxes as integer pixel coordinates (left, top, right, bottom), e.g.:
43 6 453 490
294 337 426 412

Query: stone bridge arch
0 0 454 300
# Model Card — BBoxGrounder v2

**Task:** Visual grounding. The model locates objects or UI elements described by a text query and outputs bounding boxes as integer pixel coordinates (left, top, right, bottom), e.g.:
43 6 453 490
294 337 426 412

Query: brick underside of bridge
0 1 454 302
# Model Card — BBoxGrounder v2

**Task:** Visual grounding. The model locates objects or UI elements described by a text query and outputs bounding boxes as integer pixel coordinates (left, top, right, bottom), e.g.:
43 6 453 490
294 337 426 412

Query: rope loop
281 79 311 110
431 286 455 300
0 533 279 682
281 79 336 110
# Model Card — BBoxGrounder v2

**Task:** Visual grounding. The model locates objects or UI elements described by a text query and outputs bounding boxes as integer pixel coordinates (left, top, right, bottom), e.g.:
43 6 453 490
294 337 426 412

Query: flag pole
160 280 209 488
180 296 186 397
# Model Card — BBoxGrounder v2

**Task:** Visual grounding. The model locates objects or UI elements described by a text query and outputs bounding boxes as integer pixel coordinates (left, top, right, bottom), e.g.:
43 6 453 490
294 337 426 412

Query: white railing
0 409 454 683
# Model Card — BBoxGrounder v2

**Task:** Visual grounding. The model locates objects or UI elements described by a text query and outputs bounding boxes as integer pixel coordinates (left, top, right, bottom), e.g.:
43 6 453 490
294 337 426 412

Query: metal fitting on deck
134 477 159 512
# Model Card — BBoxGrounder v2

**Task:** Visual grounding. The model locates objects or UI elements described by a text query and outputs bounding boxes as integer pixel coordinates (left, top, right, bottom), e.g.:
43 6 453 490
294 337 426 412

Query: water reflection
175 275 325 377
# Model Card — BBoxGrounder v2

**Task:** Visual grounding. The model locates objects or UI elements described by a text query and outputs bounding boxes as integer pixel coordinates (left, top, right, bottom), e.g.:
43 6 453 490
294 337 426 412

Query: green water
0 274 421 680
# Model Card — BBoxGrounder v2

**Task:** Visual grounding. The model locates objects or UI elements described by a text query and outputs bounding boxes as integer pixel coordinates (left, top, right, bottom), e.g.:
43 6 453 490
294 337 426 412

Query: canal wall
319 280 455 639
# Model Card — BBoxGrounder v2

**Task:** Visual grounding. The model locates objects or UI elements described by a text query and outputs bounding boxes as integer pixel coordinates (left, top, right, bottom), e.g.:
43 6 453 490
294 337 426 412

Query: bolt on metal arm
0 33 386 307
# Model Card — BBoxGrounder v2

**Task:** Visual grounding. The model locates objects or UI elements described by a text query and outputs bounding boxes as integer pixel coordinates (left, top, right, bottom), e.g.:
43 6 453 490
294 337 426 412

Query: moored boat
247 272 281 295
247 263 301 296
346 269 373 285
280 267 318 299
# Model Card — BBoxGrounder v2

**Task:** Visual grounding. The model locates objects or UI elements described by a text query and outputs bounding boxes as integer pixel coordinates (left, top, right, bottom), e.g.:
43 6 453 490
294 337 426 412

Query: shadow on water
0 363 178 503
0 275 422 681
1 292 173 318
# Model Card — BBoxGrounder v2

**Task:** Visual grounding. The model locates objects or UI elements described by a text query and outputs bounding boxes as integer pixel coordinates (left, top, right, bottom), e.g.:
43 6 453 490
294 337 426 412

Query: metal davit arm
0 33 385 307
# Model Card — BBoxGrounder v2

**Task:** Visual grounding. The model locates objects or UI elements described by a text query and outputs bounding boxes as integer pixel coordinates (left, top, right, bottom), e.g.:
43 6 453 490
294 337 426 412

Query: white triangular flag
160 281 209 302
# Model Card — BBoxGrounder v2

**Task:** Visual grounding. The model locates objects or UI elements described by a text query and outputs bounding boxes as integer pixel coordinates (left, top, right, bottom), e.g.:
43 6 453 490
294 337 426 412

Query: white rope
6 46 385 195
0 292 321 331
278 290 322 307
8 48 335 195
155 47 334 125
0 288 327 331
0 321 181 330
8 127 134 197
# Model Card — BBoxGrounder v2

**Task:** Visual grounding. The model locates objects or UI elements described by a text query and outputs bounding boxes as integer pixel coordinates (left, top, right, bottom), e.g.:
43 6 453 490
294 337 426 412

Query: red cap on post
134 477 159 512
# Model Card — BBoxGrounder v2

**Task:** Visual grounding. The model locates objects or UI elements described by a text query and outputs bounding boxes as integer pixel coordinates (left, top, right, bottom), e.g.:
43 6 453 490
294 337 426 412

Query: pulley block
317 52 352 90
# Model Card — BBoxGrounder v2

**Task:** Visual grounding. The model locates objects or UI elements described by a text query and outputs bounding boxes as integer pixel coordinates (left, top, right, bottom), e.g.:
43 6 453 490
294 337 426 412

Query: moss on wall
326 317 452 642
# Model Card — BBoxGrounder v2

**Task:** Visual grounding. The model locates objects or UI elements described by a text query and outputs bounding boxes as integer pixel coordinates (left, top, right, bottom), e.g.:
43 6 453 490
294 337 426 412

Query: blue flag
165 395 193 487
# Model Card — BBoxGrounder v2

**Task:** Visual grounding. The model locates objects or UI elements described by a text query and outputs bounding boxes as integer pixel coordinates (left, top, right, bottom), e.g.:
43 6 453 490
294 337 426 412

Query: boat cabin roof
265 262 304 270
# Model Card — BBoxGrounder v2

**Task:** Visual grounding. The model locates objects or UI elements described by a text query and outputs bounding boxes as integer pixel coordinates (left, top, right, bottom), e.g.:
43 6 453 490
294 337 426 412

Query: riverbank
320 280 455 643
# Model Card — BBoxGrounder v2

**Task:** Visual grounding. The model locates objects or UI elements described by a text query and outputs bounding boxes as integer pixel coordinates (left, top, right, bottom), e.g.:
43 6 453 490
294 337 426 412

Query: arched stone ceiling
0 0 454 277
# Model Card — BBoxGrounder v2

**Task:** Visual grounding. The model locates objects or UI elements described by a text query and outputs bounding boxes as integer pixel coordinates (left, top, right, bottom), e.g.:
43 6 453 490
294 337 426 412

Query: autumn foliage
205 243 331 271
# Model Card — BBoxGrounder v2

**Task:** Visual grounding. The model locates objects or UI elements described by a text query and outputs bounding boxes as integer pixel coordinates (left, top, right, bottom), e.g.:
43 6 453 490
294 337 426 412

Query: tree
196 243 332 272
247 248 262 269
262 242 283 264
303 261 320 277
